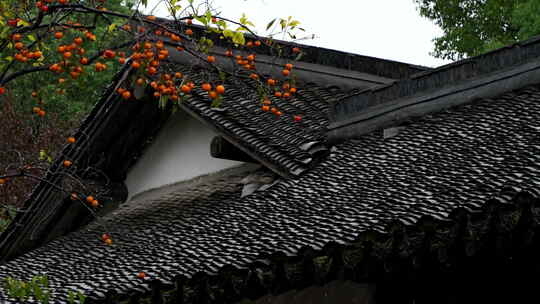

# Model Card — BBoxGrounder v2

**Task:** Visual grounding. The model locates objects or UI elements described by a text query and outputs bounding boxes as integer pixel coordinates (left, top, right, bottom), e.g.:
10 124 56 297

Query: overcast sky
147 0 452 68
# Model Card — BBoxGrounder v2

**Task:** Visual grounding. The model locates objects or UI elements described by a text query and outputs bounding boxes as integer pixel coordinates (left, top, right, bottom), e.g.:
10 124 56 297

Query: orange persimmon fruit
215 85 225 95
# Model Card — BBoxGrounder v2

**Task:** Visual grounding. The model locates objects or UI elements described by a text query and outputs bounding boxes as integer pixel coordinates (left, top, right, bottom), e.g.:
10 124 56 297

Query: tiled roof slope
169 64 355 177
1 83 540 302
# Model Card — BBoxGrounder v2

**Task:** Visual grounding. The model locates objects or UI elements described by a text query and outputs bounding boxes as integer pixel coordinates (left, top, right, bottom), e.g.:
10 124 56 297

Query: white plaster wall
125 109 243 199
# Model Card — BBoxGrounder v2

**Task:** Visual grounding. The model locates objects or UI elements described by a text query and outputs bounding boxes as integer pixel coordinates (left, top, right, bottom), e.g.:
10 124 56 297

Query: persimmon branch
0 67 50 86
19 4 260 50
0 169 73 198
2 2 276 86
16 23 97 34
0 169 101 218
0 41 135 86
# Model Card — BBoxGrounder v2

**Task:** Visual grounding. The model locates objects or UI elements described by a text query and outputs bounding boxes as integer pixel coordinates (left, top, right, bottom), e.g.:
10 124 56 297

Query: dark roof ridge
328 35 540 142
332 34 540 122
155 17 431 80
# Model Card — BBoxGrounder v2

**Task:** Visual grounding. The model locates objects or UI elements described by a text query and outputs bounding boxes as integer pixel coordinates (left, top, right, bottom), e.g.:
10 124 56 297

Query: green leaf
232 31 245 45
78 291 86 304
195 16 207 25
218 71 227 81
0 26 10 39
289 20 300 28
27 34 36 42
68 290 76 304
6 206 16 218
266 18 276 31
240 13 248 25
222 29 233 38
211 96 222 108
171 5 181 14
280 19 286 30
159 95 168 109
17 19 30 27
41 276 48 287
107 23 117 33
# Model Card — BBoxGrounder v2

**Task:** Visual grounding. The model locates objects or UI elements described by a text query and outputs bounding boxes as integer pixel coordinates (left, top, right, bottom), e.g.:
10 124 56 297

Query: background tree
414 0 540 60
0 0 132 119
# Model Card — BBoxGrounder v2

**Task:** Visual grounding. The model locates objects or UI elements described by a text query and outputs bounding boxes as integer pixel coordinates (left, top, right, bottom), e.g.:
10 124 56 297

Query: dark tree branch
0 67 50 86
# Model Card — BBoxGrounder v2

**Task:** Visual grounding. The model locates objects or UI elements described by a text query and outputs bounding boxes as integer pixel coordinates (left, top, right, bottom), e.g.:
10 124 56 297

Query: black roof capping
157 18 431 80
1 83 540 303
329 34 540 142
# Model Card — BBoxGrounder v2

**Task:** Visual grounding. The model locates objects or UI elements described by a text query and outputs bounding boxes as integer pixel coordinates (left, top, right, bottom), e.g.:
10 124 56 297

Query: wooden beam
210 136 258 163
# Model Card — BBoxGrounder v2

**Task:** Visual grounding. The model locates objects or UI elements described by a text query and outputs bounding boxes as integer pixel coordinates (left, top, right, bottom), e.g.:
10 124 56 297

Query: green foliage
414 0 540 60
0 0 132 121
8 66 117 121
265 16 304 40
4 275 87 303
0 205 16 232
4 275 50 303
68 289 87 304
512 0 540 41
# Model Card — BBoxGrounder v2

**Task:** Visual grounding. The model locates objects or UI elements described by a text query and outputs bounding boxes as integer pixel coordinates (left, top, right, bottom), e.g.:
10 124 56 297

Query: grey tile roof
1 83 540 302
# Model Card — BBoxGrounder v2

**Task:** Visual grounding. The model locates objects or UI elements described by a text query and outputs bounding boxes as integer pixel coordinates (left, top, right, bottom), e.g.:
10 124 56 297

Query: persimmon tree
0 0 308 245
